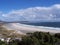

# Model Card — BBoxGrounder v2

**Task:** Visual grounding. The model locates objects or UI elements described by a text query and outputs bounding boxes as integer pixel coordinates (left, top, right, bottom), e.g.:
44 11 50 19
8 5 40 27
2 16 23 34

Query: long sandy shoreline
2 23 60 35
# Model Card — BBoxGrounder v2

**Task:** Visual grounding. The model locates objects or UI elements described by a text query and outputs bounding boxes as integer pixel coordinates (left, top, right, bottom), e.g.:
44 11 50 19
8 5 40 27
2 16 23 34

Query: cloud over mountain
0 4 60 22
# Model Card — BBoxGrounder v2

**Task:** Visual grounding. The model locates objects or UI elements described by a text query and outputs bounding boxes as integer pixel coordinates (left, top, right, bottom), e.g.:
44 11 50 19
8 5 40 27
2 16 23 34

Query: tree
21 36 40 45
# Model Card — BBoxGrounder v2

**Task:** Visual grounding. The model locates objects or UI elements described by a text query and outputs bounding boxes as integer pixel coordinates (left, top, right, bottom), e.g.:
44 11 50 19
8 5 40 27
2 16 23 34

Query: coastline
2 23 60 35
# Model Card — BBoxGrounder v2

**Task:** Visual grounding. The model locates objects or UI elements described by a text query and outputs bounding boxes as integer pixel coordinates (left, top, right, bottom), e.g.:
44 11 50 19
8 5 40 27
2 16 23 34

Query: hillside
0 24 24 38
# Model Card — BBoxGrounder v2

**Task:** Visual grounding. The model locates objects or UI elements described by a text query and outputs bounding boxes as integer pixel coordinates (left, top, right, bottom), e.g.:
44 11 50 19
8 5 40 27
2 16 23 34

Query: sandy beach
2 23 60 35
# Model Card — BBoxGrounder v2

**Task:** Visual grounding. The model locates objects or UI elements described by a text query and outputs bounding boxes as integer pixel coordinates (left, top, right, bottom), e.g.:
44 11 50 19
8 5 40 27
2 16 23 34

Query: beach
2 23 60 35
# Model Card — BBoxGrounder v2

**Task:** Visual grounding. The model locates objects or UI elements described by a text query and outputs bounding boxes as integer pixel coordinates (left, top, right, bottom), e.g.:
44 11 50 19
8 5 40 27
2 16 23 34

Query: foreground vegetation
0 25 60 45
0 31 60 45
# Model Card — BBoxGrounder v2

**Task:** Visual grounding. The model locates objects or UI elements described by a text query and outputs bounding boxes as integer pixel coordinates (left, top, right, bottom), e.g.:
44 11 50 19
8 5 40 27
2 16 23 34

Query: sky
0 0 60 22
0 0 60 13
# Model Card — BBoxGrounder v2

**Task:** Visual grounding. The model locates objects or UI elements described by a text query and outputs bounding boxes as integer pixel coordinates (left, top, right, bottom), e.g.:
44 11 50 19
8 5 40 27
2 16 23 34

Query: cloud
1 4 60 22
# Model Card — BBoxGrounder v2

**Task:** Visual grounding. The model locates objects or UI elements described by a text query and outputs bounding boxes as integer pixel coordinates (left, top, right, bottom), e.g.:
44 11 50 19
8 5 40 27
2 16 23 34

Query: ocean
21 22 60 28
3 22 60 34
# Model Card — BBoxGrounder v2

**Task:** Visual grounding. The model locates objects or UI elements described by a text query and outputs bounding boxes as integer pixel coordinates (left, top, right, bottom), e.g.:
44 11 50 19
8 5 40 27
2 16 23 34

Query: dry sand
2 23 60 35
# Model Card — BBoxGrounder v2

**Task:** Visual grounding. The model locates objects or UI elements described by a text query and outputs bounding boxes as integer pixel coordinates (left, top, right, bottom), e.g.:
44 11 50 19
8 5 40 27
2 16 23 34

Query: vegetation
0 25 23 38
0 31 60 45
20 32 60 45
0 25 60 45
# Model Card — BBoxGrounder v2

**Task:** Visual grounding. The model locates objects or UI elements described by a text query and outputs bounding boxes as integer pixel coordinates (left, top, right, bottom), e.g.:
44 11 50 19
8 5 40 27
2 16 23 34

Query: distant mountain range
0 20 29 23
0 20 60 24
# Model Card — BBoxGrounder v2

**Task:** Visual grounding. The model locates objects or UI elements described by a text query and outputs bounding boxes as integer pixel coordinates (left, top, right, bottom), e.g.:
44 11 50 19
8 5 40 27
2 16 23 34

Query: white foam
2 23 60 35
16 23 60 30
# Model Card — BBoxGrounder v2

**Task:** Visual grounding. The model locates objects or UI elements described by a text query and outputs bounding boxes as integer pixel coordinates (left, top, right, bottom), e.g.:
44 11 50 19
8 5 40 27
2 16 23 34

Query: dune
2 23 60 35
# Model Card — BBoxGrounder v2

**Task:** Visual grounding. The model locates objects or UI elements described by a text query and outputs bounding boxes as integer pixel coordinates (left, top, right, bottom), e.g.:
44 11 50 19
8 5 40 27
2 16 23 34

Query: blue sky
0 0 60 13
0 0 60 22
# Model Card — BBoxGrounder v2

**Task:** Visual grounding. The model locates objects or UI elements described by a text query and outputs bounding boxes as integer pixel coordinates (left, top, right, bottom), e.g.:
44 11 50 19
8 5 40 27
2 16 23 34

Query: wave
17 23 60 30
2 23 60 35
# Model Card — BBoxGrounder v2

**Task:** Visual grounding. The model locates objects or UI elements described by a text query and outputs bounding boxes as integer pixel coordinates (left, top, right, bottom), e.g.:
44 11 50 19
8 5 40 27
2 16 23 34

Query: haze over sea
21 22 60 28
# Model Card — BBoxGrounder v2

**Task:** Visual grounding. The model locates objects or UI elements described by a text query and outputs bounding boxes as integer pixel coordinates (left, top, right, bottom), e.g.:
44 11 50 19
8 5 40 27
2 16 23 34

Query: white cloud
1 4 60 22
